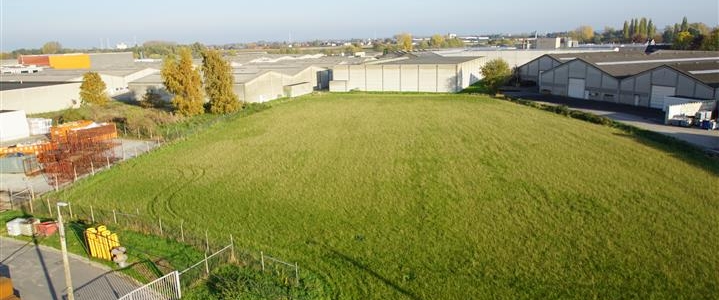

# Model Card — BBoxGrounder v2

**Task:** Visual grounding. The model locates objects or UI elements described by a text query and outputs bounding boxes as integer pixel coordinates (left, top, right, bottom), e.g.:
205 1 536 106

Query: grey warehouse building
129 54 363 103
518 50 719 110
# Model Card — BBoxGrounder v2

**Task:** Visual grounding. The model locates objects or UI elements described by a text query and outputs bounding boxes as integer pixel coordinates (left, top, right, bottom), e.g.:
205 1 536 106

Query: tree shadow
308 240 420 300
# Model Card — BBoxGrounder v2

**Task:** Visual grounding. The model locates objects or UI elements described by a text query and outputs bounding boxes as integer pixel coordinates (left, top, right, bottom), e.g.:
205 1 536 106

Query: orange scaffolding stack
39 122 119 185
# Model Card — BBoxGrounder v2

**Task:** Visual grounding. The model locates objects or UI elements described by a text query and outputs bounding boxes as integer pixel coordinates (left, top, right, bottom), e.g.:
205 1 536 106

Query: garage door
568 78 586 99
650 85 676 110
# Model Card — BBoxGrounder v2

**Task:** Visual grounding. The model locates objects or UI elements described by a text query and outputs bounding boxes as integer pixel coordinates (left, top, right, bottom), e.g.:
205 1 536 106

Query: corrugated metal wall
329 64 464 92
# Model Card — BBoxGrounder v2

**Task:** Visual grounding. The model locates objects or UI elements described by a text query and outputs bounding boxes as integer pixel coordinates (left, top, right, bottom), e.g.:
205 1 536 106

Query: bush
183 264 327 300
569 110 614 126
480 58 511 95
139 90 166 109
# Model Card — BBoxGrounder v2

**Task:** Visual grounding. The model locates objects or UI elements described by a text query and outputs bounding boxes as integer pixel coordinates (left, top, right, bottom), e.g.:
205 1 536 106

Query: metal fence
179 244 234 288
118 270 181 300
117 244 235 300
261 251 300 286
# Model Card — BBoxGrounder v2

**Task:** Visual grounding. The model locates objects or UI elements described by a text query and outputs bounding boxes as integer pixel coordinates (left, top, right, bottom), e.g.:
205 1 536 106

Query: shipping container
49 54 91 69
18 55 50 66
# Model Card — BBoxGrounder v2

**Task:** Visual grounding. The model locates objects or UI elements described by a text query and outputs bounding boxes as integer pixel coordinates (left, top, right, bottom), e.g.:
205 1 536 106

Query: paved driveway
504 90 719 152
0 237 140 300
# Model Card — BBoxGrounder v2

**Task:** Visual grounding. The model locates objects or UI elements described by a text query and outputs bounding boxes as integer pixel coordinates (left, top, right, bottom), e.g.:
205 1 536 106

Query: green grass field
57 93 718 299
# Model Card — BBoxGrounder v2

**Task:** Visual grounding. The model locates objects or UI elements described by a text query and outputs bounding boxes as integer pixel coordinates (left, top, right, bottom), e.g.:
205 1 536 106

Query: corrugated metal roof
0 81 74 91
373 54 480 65
669 61 719 88
546 50 719 85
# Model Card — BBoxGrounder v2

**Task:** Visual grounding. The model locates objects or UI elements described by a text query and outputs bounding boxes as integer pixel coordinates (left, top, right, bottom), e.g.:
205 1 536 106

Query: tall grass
57 93 718 299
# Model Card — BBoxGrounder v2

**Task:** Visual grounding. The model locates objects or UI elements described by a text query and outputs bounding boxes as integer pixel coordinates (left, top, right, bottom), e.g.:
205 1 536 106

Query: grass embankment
0 210 202 283
52 93 719 299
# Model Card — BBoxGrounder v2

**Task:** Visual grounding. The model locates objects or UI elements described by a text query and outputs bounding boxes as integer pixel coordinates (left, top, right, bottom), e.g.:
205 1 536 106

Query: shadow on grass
610 125 719 177
310 241 419 300
458 81 490 94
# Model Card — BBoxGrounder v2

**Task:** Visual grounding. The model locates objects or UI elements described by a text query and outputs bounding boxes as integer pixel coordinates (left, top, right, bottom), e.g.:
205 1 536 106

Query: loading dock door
650 85 676 110
568 78 586 99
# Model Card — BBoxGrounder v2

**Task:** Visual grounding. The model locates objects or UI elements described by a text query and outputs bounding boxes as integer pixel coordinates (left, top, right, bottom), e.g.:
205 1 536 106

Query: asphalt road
0 237 140 300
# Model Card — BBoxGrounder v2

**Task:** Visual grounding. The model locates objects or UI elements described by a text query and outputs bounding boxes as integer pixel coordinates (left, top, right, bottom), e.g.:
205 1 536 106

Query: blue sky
1 0 717 50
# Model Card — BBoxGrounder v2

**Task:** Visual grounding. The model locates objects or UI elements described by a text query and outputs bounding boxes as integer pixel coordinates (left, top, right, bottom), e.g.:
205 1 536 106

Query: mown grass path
61 93 719 299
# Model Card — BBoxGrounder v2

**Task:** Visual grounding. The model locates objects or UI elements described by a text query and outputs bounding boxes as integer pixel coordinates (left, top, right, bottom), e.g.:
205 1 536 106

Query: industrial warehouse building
330 54 483 92
129 54 359 103
1 67 158 114
435 47 618 70
517 50 719 110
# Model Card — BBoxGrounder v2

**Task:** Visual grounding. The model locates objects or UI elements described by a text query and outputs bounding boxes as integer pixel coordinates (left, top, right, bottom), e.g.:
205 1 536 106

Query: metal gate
117 270 180 300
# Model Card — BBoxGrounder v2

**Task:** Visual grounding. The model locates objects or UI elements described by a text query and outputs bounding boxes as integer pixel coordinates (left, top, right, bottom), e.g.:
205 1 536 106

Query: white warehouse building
330 54 483 93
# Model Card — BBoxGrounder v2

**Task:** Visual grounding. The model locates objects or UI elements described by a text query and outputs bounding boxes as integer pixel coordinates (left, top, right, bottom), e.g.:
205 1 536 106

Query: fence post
204 251 209 275
180 220 185 242
73 166 78 182
106 156 110 169
175 270 182 299
54 175 59 192
205 230 209 253
261 251 265 271
47 198 53 217
28 191 34 214
68 202 74 219
145 141 149 152
295 262 299 286
159 217 163 236
90 205 95 223
113 209 117 224
229 234 236 263
90 160 95 175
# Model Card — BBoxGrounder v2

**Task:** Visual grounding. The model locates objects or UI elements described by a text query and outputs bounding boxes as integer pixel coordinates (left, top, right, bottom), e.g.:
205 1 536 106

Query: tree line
572 16 717 50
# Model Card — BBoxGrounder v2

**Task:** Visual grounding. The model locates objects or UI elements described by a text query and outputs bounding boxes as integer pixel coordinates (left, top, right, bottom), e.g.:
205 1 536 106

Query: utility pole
57 201 75 300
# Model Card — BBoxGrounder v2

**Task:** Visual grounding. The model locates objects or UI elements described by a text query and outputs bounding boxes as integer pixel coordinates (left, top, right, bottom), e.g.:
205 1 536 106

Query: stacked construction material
85 225 121 261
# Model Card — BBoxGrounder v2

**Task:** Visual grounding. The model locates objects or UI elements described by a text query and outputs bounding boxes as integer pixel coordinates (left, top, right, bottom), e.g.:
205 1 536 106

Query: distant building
536 38 561 50
17 52 135 69
116 43 128 50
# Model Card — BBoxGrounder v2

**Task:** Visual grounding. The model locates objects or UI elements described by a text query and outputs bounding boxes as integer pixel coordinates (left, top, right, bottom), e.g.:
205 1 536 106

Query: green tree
430 34 445 47
418 40 430 49
480 58 511 95
630 19 636 36
201 49 241 114
41 41 62 54
680 16 689 32
445 38 465 48
700 28 719 51
647 19 656 39
638 18 647 36
673 31 694 50
79 72 110 106
139 90 165 109
161 47 204 116
396 33 413 51
622 21 630 42
575 25 594 43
